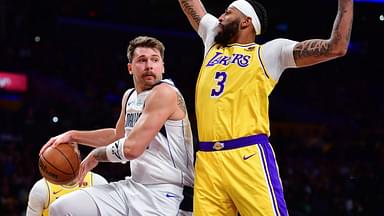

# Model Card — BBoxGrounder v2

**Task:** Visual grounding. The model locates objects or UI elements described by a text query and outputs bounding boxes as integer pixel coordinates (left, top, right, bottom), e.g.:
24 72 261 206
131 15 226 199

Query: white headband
229 0 261 35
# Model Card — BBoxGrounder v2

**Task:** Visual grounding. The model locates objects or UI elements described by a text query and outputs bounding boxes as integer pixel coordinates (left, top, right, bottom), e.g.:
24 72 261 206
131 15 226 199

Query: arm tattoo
339 0 353 43
293 40 330 59
293 0 353 61
176 93 187 114
94 147 109 162
180 0 202 25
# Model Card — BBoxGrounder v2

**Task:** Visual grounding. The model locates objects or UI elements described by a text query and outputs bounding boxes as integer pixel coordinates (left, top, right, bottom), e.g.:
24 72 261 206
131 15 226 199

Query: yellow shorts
194 135 288 216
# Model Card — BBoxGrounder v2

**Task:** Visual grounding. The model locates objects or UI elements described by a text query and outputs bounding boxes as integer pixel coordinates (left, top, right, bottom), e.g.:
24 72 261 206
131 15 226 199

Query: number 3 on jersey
211 71 227 97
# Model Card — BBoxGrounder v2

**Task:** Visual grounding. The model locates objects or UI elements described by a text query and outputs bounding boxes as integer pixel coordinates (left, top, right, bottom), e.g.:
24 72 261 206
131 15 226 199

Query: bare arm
178 0 207 32
293 0 353 67
121 84 179 159
78 85 180 182
87 84 179 161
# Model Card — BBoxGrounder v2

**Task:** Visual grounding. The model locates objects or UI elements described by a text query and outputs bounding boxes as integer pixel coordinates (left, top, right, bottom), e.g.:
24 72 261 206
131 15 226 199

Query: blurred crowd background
0 0 383 215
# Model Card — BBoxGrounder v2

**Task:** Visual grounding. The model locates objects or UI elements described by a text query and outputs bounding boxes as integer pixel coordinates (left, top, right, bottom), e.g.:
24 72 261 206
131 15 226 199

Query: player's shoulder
123 88 135 98
29 178 48 194
149 81 178 105
32 178 46 188
261 38 298 51
120 88 135 106
152 79 178 94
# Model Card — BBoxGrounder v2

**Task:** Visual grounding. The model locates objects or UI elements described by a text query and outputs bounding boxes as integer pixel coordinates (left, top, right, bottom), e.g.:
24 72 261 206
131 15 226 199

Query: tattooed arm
178 0 207 32
293 0 353 67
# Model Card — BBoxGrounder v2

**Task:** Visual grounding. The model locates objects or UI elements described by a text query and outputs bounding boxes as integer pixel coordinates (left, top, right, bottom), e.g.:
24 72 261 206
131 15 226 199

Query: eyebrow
135 54 160 58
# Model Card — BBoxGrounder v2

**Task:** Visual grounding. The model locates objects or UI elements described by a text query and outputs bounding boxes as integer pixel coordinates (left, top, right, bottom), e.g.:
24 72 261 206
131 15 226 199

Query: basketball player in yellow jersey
178 0 353 215
26 171 108 216
27 144 108 216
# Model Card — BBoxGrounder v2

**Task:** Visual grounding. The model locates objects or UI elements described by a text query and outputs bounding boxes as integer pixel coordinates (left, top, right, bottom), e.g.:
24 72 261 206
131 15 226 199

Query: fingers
51 135 65 147
78 163 88 186
78 153 98 186
39 137 56 156
39 133 73 156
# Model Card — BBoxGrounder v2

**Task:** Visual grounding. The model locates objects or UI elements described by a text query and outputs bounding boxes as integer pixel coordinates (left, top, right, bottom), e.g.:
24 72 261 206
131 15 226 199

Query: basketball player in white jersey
40 36 194 215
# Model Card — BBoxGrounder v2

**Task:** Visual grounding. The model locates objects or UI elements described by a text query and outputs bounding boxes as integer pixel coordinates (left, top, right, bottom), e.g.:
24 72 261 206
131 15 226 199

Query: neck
233 31 256 44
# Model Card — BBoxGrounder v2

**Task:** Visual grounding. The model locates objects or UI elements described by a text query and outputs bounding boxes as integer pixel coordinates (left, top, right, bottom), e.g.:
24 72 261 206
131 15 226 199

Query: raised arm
178 0 207 32
293 0 353 67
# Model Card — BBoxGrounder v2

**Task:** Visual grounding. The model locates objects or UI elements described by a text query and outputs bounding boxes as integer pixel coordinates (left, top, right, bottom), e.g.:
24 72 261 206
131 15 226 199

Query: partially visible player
27 144 108 216
40 36 194 215
26 171 108 216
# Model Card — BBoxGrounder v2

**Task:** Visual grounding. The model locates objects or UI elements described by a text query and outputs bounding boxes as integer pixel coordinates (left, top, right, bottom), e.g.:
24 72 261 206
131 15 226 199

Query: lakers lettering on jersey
42 172 94 216
196 43 277 142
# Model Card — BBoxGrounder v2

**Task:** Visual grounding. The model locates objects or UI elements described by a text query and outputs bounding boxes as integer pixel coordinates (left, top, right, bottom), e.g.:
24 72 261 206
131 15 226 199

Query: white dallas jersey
124 80 194 187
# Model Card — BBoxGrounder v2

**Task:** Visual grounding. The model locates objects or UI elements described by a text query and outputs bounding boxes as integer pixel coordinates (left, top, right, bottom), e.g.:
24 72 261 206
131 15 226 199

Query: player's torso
124 83 194 186
42 173 93 216
196 43 277 142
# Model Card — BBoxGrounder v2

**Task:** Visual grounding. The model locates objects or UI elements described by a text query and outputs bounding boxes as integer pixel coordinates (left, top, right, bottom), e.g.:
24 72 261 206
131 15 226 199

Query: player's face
128 47 164 92
215 7 241 46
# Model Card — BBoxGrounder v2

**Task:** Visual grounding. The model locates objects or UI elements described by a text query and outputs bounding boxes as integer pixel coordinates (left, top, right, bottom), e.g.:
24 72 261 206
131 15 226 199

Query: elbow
328 39 349 58
328 46 348 59
123 146 144 160
125 151 141 160
334 47 348 57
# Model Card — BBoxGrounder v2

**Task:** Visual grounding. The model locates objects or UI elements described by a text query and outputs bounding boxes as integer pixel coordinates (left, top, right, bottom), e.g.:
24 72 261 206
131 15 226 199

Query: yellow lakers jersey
42 172 94 216
196 43 277 142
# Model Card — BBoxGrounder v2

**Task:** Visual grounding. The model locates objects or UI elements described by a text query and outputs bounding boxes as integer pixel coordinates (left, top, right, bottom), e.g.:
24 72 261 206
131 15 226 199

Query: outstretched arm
293 0 353 67
178 0 207 32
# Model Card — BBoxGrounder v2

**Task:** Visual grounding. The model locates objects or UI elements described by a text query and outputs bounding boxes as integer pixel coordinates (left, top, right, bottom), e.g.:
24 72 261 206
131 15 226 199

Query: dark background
0 0 383 215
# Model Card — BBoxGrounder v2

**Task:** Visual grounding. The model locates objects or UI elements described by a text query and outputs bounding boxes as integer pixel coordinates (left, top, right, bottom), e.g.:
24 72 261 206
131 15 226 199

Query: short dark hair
127 36 165 63
246 0 268 35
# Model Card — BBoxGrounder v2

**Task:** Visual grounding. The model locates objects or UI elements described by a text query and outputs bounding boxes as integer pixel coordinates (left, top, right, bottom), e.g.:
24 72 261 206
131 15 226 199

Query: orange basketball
39 143 81 185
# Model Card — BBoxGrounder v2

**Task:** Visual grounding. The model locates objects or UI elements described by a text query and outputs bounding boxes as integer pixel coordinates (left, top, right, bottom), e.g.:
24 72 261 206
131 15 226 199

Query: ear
241 17 252 29
127 63 133 75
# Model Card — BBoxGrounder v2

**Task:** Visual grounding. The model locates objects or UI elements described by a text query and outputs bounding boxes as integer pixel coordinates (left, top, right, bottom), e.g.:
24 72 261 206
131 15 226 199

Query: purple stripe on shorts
199 134 268 151
258 142 288 216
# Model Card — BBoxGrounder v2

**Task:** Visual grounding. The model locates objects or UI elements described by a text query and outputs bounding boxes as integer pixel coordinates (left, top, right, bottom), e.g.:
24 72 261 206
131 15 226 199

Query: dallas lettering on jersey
206 52 251 67
126 112 141 128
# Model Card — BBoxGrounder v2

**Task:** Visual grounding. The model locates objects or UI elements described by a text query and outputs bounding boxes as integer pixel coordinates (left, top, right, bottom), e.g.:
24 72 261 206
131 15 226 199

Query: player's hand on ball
40 131 75 156
78 150 99 185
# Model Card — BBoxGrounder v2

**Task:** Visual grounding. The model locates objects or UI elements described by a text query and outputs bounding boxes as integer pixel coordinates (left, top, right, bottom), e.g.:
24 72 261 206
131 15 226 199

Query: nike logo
52 189 63 195
165 193 177 198
243 153 256 160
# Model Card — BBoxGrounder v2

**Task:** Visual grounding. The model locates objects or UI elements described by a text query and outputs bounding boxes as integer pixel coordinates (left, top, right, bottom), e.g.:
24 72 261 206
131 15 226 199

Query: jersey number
211 71 227 97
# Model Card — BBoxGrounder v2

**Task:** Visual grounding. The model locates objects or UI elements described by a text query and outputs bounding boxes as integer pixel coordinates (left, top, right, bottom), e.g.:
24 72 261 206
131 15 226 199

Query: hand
39 131 75 156
78 150 99 186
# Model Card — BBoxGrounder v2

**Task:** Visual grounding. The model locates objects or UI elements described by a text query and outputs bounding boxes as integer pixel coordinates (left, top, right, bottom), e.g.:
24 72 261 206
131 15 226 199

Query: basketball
39 143 81 185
